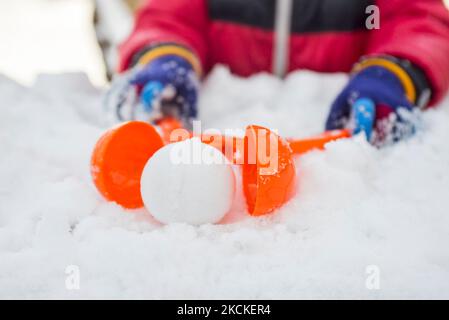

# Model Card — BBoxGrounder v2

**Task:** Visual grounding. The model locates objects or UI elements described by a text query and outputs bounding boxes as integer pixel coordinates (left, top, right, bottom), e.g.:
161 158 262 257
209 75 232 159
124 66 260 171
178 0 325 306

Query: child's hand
106 45 201 128
131 53 200 123
325 57 428 146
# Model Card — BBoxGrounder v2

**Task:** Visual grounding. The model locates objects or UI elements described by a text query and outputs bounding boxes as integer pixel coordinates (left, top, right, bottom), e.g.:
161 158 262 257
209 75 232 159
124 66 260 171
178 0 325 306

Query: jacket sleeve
366 0 449 105
118 0 209 72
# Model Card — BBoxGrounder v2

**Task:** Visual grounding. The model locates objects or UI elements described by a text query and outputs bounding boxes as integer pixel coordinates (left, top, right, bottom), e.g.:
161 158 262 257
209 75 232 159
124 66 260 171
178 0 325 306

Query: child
113 0 449 145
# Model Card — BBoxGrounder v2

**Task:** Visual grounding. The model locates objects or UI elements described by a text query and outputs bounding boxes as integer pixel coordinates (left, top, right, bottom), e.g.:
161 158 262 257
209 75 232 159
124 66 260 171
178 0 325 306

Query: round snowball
140 138 235 225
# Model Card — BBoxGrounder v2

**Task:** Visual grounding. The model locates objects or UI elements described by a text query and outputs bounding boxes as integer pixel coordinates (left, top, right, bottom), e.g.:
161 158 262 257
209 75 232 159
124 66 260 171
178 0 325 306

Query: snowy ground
1 67 449 299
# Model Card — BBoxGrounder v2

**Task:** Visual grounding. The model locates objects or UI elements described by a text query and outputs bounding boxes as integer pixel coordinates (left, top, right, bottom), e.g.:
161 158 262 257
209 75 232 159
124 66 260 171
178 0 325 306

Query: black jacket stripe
208 0 375 33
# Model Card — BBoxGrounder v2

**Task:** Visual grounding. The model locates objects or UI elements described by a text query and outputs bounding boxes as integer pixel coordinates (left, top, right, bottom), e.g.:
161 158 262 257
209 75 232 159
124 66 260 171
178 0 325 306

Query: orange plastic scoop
239 126 350 215
91 119 350 214
242 125 297 216
91 121 164 209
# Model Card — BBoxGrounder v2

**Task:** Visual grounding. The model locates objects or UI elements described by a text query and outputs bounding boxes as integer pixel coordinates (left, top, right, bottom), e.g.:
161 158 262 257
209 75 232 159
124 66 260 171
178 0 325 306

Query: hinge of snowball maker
273 0 293 78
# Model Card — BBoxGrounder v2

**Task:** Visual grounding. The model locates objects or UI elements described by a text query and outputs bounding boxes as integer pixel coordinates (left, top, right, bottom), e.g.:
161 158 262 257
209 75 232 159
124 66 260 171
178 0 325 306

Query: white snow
1 67 449 299
140 138 235 225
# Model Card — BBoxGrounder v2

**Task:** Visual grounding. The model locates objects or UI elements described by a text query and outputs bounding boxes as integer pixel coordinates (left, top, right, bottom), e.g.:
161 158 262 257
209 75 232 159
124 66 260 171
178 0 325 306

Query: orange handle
287 129 352 155
157 118 351 159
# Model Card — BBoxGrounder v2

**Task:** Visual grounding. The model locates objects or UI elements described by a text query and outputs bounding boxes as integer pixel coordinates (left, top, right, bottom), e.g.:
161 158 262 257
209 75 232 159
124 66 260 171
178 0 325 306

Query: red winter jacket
119 0 449 104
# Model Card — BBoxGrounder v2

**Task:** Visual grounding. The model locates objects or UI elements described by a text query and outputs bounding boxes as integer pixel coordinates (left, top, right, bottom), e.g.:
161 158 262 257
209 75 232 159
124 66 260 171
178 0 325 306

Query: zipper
273 0 293 77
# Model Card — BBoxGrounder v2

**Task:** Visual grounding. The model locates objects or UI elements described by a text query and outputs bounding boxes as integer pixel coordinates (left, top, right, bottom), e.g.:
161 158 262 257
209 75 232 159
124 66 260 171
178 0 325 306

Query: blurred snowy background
1 0 448 87
0 0 137 87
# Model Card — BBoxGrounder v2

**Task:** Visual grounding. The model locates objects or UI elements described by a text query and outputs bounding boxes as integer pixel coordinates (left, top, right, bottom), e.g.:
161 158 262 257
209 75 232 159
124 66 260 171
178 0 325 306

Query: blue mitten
107 44 201 127
325 57 430 146
131 54 199 122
